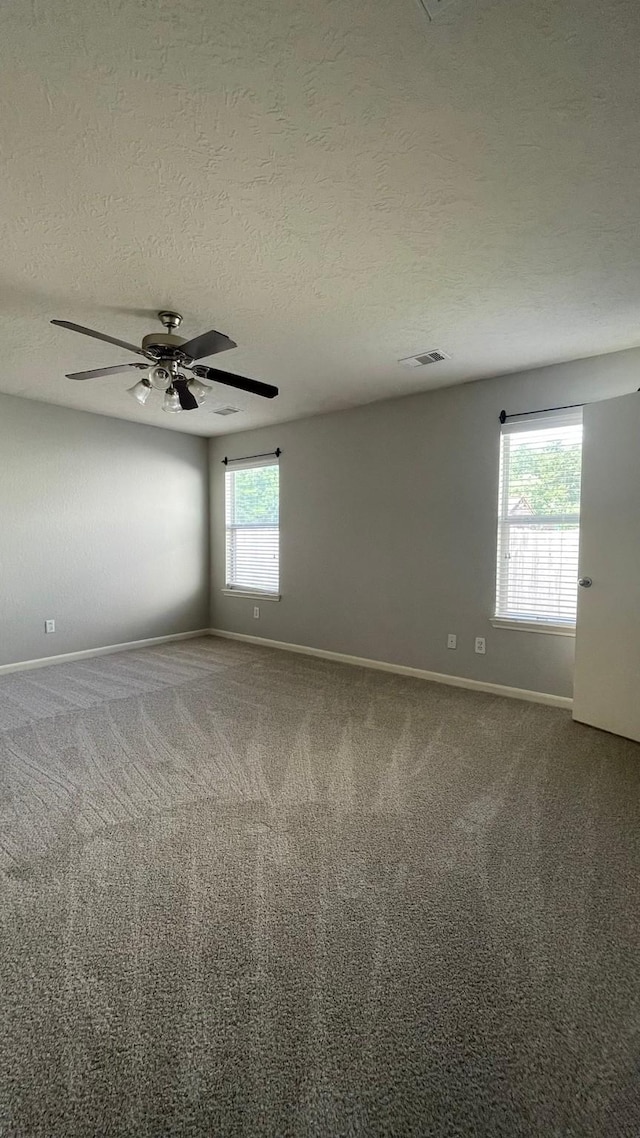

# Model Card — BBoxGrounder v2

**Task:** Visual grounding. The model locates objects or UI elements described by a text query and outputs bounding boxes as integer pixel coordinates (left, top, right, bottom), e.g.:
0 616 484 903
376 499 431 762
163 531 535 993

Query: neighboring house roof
508 495 534 515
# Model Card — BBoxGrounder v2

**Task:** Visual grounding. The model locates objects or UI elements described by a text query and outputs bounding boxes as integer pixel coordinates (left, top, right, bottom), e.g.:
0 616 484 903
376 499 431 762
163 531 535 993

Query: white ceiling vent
399 349 451 368
212 405 241 416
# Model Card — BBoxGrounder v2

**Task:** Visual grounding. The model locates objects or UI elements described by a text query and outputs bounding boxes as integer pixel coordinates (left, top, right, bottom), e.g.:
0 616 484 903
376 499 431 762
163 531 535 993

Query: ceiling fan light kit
51 310 279 412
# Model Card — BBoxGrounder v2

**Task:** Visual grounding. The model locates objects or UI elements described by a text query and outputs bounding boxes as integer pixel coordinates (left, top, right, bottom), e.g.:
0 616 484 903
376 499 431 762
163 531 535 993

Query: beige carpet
0 636 638 1137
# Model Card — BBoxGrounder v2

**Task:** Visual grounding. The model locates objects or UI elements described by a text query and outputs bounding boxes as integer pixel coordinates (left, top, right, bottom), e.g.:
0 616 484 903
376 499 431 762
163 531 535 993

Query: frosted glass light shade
127 378 152 405
150 365 171 391
188 379 208 405
163 385 182 413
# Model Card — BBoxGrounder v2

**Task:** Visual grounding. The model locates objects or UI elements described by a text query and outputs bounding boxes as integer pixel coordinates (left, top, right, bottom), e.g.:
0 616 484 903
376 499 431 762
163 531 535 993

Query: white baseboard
209 628 573 709
0 625 573 710
0 629 210 676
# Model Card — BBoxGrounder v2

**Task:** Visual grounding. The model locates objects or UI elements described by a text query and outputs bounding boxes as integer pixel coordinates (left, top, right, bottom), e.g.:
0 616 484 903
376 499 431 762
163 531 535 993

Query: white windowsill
222 588 281 601
491 617 575 637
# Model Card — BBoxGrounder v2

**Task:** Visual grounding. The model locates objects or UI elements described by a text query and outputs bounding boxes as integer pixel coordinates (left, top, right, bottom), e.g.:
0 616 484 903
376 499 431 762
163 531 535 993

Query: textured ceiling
1 0 640 436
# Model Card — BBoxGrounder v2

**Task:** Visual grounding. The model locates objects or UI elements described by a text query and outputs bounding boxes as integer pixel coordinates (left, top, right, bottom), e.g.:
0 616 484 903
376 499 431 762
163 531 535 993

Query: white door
573 391 640 741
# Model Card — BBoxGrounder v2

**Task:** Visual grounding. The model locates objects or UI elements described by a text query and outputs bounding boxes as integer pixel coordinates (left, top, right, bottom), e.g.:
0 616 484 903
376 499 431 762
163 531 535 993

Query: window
225 459 279 594
494 410 582 631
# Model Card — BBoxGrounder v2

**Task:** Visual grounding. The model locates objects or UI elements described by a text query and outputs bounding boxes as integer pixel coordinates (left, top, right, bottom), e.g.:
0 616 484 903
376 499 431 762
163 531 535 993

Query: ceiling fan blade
66 363 147 381
179 328 237 361
51 319 149 358
192 365 278 400
174 379 199 410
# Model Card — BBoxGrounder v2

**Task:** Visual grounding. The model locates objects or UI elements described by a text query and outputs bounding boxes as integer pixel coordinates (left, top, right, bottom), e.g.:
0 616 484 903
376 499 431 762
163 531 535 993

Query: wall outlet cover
45 619 56 634
474 637 486 654
447 634 457 649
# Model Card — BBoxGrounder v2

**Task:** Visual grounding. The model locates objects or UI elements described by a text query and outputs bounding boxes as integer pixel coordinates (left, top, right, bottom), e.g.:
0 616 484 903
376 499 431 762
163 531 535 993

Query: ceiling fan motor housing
141 331 187 354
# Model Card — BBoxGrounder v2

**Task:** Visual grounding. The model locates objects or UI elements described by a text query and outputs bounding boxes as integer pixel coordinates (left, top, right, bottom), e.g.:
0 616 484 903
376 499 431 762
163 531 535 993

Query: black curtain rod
221 448 281 465
499 389 640 424
499 402 585 424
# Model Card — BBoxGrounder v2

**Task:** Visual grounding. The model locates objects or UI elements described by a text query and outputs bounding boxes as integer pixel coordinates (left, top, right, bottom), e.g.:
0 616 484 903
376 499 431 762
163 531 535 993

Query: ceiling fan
50 311 278 412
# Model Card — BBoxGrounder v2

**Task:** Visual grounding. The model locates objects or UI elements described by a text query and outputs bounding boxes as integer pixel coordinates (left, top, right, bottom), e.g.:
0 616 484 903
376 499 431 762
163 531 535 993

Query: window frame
223 457 281 600
493 409 583 635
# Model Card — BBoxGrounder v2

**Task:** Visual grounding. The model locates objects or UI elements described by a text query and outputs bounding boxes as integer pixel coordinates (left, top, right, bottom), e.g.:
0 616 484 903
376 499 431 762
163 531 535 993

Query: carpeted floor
0 636 638 1137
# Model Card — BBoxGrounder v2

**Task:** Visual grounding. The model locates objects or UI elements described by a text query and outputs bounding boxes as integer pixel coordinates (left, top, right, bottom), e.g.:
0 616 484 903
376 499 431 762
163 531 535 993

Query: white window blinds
225 458 279 594
495 409 583 628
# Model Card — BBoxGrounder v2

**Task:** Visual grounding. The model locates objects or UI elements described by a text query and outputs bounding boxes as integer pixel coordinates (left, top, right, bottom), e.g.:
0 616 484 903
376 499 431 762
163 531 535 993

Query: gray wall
1 393 209 667
210 346 640 698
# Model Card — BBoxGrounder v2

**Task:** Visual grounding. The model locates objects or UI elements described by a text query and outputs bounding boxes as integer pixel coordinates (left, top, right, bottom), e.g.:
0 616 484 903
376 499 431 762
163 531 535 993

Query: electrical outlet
45 619 55 634
474 637 486 655
253 606 260 619
447 634 457 649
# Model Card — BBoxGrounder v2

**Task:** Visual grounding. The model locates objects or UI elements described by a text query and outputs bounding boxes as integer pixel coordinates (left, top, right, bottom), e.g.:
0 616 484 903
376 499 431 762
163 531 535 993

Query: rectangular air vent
212 406 241 416
398 349 451 368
